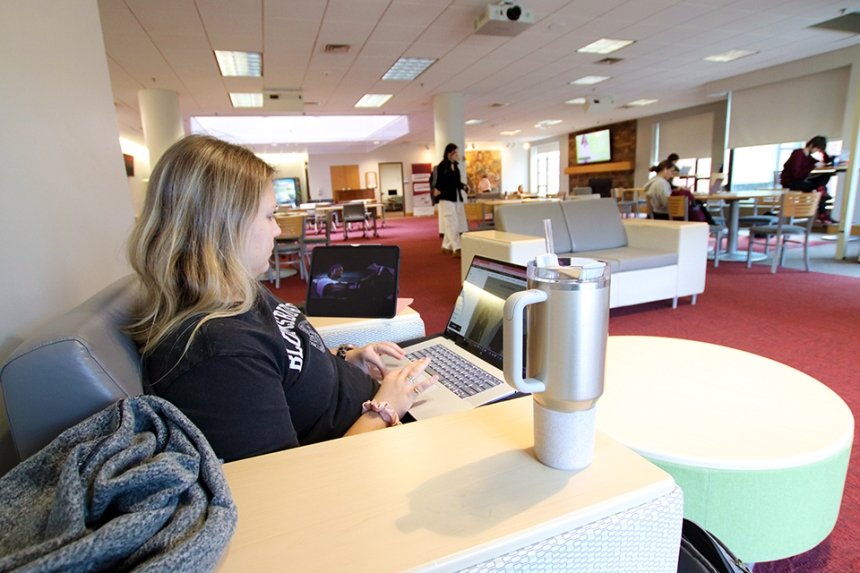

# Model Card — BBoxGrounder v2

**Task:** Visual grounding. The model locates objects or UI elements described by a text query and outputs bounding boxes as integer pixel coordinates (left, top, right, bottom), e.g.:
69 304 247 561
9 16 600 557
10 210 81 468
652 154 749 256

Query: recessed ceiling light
190 115 410 145
465 119 485 125
382 57 436 80
570 75 610 86
214 50 262 77
577 38 634 55
704 49 758 63
229 93 263 108
626 99 658 107
534 119 563 128
355 94 393 108
565 97 586 105
500 129 521 136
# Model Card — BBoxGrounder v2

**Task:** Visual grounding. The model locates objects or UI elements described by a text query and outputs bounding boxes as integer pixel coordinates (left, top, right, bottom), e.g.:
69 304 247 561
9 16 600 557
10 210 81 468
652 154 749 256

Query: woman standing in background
432 143 469 257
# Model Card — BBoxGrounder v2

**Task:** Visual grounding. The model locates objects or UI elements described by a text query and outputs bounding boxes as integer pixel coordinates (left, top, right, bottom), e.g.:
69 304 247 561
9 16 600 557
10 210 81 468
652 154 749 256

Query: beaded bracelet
361 400 401 427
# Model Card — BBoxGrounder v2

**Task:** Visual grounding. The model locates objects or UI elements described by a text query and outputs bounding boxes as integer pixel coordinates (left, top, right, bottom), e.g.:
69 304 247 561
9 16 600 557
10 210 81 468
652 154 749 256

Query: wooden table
217 398 683 572
694 189 782 262
597 336 854 563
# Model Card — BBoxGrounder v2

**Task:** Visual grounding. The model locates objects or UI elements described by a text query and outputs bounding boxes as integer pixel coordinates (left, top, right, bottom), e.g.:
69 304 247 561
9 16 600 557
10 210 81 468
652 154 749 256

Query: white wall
307 143 438 212
0 0 135 472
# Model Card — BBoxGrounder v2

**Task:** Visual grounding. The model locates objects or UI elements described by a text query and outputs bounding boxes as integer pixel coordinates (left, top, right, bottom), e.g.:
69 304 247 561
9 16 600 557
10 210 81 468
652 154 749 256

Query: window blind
658 113 714 159
728 67 848 148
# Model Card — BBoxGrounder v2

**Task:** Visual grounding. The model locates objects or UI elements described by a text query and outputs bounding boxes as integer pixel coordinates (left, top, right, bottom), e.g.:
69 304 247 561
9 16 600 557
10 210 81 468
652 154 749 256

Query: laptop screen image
443 256 528 370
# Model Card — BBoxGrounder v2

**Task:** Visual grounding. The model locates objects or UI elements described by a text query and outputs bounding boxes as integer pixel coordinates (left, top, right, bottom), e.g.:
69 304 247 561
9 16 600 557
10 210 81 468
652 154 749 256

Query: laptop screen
305 245 400 318
444 256 528 369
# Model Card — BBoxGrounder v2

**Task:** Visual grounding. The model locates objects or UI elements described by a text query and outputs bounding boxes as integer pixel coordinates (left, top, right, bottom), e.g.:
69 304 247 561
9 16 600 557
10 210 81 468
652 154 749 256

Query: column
431 92 466 221
835 62 860 260
138 88 184 168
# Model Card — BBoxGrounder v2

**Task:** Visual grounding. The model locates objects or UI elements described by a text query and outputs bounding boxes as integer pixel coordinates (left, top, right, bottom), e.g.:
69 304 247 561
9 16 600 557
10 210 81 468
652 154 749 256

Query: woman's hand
373 357 438 417
343 342 406 380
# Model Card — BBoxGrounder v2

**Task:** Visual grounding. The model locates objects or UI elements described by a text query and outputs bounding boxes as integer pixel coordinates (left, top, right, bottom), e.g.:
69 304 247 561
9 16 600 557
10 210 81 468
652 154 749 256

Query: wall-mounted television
574 129 611 164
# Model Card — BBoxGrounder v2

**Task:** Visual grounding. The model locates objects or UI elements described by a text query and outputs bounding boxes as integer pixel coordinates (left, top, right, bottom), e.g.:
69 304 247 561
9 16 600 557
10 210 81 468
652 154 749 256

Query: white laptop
388 256 528 420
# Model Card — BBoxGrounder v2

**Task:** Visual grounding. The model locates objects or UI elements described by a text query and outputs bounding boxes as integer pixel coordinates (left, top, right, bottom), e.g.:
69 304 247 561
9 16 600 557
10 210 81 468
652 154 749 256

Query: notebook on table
305 245 400 318
387 255 528 420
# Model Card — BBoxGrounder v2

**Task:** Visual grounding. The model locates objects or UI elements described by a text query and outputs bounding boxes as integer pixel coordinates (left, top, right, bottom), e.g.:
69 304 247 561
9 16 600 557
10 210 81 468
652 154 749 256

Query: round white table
597 336 854 563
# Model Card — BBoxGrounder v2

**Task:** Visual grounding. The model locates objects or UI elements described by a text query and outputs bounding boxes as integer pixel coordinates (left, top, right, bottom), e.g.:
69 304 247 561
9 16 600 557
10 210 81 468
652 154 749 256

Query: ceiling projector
474 2 535 36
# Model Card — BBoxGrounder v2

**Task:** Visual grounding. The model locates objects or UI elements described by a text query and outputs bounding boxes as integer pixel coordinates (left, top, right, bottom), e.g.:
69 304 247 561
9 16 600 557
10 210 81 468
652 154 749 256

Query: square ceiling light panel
382 57 436 80
355 94 393 108
577 38 634 54
189 115 410 146
229 93 263 108
215 50 262 77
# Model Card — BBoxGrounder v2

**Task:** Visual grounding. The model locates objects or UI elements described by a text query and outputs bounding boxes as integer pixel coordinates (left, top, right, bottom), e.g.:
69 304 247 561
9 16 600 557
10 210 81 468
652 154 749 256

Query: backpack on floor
678 519 751 573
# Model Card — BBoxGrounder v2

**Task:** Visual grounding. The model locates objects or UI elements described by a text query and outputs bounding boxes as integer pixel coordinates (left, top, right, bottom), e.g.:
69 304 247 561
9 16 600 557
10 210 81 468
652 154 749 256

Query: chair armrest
460 230 546 280
623 220 708 296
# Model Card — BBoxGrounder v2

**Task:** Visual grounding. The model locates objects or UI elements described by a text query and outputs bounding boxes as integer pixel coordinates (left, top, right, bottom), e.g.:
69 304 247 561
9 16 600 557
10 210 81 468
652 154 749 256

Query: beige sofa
461 198 709 309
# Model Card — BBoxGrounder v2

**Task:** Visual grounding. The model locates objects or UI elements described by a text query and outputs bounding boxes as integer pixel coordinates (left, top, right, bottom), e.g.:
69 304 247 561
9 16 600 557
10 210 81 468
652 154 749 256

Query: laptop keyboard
407 344 502 399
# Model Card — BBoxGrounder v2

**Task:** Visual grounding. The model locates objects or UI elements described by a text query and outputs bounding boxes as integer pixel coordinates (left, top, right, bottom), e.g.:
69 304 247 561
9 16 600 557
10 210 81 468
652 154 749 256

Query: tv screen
575 129 611 164
273 177 301 207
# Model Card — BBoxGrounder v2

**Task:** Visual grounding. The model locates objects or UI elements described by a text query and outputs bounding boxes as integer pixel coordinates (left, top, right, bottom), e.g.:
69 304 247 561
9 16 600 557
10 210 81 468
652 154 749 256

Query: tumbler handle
503 289 548 394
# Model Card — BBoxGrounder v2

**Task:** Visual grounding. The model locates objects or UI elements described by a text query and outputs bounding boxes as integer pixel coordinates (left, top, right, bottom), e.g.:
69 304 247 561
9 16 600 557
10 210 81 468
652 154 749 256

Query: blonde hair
126 134 275 355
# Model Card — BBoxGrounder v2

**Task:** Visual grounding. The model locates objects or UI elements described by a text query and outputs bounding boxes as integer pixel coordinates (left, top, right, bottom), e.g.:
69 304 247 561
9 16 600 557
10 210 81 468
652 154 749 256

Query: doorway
379 162 404 212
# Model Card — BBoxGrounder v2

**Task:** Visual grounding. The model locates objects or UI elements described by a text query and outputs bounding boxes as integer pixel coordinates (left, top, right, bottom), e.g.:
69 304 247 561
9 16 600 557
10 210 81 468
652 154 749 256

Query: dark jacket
433 160 466 203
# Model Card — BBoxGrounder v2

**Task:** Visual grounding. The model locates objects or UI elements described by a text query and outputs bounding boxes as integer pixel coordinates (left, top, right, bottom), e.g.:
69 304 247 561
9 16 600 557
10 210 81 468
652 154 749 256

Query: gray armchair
0 276 142 464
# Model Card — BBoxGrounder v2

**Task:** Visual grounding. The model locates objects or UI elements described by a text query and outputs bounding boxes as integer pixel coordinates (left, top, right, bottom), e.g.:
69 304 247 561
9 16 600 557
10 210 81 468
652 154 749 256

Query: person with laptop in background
780 135 837 224
125 135 437 463
432 143 469 257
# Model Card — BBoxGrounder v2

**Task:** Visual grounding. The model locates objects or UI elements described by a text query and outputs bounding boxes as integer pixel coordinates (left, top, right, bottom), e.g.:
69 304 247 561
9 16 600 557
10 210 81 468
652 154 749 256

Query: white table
218 398 683 572
597 335 854 563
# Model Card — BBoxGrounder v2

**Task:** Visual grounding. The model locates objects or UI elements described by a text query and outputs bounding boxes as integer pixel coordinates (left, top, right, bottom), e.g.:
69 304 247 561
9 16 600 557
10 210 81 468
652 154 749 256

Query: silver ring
413 386 421 395
406 375 415 384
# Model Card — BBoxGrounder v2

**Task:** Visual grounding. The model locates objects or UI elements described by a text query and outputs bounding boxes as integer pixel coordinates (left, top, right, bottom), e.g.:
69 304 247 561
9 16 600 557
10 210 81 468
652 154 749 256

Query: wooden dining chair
271 214 308 287
745 191 820 274
463 202 493 230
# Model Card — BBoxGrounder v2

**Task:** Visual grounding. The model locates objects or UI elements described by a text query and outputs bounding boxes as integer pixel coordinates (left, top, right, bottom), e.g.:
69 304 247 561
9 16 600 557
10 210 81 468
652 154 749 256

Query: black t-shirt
143 289 379 462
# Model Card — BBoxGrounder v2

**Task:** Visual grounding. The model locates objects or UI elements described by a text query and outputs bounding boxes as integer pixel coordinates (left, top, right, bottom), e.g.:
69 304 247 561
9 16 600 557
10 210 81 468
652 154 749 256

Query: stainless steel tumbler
503 257 610 470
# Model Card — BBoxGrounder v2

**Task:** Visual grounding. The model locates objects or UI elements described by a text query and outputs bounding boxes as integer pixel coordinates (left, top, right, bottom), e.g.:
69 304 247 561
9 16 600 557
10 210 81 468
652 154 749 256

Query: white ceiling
99 0 860 154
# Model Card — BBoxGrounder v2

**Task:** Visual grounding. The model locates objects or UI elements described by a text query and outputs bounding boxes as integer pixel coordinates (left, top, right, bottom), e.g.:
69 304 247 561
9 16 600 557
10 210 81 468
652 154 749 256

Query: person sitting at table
780 135 836 224
643 160 675 219
125 134 437 463
476 172 493 193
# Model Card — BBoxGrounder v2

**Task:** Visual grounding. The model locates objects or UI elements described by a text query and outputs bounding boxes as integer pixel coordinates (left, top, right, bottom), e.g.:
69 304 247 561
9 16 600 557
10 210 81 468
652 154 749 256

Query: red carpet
266 215 859 572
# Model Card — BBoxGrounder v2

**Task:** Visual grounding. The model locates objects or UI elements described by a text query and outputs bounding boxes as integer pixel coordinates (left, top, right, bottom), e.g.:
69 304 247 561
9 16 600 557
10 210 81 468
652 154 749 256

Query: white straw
543 218 554 254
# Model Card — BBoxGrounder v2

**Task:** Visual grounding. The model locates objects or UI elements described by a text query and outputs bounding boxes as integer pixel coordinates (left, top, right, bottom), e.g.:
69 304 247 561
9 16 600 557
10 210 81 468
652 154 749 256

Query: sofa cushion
564 247 678 273
495 202 571 253
561 198 628 252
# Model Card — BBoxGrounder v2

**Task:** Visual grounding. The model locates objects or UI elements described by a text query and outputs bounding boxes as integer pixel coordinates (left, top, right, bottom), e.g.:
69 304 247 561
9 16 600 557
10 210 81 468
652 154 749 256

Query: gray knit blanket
0 396 237 572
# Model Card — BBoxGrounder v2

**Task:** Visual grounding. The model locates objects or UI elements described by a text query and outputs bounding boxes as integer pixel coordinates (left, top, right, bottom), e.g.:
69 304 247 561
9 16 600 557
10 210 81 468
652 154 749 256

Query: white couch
461 198 709 309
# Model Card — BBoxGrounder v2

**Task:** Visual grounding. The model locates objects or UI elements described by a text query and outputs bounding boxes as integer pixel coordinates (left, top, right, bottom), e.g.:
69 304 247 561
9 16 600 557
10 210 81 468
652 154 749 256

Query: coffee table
597 335 854 563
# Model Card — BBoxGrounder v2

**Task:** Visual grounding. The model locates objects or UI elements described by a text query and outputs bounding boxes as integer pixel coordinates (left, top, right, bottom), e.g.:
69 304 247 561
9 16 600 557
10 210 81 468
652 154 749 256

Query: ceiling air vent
595 57 623 65
324 44 351 54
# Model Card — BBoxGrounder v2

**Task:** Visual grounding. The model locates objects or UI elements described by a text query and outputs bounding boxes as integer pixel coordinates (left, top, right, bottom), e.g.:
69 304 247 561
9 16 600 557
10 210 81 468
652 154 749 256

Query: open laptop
389 255 528 420
305 245 399 318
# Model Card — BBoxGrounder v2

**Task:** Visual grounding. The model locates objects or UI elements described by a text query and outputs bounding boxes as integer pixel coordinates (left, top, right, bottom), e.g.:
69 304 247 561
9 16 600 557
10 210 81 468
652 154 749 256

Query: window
531 144 560 196
731 140 842 191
